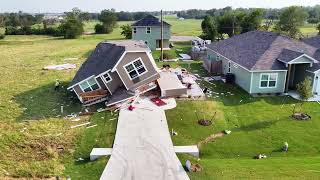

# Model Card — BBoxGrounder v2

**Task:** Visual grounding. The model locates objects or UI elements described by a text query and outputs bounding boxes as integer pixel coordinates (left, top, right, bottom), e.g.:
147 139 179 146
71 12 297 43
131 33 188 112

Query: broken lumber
71 122 91 129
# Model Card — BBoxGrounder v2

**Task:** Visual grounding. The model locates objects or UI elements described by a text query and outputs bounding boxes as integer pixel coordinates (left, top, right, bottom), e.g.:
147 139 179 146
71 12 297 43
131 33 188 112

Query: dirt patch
198 132 225 148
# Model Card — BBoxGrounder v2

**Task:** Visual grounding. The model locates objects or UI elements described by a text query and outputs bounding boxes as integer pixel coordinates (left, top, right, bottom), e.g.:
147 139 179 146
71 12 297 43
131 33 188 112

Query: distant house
132 15 171 50
204 31 320 96
67 40 160 106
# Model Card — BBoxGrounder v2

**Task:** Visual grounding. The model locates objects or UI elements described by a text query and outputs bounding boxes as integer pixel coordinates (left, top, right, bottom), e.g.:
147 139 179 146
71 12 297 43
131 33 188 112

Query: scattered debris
71 117 81 122
151 97 167 106
76 157 84 161
292 113 311 120
109 118 116 121
179 54 192 61
198 119 212 126
185 160 202 172
171 129 178 136
283 142 289 152
71 122 91 129
86 124 98 129
254 154 267 159
43 63 76 70
128 105 135 111
20 127 27 133
198 132 225 147
64 57 78 61
224 130 232 135
97 108 106 112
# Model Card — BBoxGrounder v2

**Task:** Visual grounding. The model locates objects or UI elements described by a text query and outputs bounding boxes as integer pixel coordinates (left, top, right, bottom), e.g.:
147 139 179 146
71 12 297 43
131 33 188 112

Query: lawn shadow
232 120 279 132
13 82 83 121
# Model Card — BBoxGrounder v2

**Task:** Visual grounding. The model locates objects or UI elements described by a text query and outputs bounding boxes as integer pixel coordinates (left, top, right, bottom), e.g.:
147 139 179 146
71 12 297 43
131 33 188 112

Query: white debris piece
186 160 192 172
43 63 76 70
71 122 91 129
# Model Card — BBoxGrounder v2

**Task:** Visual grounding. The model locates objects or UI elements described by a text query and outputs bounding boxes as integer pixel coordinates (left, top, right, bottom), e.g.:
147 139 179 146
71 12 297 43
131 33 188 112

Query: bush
59 16 84 39
120 24 132 39
94 24 105 34
162 52 175 60
0 34 5 39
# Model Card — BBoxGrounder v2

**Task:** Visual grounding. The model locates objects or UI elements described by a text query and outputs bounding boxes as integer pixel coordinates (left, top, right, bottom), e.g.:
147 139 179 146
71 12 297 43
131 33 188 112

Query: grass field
0 16 319 179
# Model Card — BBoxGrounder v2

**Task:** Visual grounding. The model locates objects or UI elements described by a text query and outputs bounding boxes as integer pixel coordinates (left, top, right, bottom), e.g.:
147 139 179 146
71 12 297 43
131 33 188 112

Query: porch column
285 64 292 93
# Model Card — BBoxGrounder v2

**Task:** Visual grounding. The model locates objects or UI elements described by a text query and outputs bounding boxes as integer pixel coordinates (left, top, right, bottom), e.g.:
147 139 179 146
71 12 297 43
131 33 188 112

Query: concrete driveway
100 97 189 180
171 36 201 42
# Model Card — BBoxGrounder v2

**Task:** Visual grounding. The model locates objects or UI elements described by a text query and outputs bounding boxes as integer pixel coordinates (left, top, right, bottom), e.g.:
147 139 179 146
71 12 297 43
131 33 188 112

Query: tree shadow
13 82 83 121
232 120 279 132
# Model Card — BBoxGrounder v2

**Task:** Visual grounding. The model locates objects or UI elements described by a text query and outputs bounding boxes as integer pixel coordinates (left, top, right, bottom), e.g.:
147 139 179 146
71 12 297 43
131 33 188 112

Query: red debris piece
128 105 135 111
151 98 167 107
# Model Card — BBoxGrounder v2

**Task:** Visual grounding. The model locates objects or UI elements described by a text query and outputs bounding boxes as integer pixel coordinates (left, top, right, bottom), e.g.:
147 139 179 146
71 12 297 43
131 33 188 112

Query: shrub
0 34 5 39
296 77 313 101
59 16 84 39
162 52 175 60
94 24 105 34
120 24 132 39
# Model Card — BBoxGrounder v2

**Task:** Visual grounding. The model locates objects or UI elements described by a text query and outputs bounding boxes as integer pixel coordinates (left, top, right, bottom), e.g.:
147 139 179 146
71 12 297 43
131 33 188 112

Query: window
146 27 151 34
260 73 277 88
228 61 231 73
80 78 100 92
145 41 148 45
133 27 137 34
124 58 147 80
102 72 112 83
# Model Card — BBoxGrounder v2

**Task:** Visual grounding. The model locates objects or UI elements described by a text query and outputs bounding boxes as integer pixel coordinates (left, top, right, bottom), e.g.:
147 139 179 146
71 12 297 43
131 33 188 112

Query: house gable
114 52 159 90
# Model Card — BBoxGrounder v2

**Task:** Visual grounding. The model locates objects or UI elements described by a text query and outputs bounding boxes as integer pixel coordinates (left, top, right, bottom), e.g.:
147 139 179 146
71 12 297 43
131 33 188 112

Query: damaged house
67 40 160 106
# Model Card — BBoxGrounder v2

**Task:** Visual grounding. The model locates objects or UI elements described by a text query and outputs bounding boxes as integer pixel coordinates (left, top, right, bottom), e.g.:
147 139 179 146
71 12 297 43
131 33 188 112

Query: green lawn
164 62 320 179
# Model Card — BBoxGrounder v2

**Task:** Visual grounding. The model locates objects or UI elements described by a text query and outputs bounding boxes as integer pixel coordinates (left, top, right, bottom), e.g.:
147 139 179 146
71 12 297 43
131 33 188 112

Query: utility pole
161 10 164 61
232 15 235 36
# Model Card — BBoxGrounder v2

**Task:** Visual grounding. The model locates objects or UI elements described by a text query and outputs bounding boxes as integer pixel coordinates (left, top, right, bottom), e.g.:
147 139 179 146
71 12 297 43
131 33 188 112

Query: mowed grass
164 62 320 179
0 34 123 178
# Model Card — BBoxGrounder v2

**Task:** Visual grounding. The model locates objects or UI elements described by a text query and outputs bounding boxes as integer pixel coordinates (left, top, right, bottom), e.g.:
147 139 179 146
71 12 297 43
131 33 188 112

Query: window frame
79 77 101 92
259 73 278 88
146 27 151 34
123 58 148 80
101 71 112 84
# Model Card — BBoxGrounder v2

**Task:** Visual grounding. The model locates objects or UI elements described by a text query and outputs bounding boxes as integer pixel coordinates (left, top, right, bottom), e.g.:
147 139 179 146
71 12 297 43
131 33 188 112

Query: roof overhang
278 54 319 65
67 75 95 90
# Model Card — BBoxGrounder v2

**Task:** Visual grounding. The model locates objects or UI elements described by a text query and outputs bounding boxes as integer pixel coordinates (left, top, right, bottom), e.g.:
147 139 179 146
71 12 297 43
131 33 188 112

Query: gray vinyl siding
221 56 251 93
74 85 83 94
105 71 123 93
115 52 159 90
251 71 287 94
132 26 171 50
96 76 107 90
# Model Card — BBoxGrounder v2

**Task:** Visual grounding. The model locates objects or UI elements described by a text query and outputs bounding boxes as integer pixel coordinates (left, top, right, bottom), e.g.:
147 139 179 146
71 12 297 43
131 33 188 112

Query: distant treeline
176 6 320 24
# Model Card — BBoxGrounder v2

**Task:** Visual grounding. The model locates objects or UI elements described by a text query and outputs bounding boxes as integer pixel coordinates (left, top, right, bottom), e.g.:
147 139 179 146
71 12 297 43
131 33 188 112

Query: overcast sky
1 0 319 13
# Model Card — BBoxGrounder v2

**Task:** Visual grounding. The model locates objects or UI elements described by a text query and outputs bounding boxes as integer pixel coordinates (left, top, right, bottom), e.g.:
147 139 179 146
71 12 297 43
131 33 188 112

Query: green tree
296 77 313 112
275 6 308 38
120 24 132 39
97 9 117 34
0 15 5 39
201 16 218 41
317 23 320 35
59 14 84 39
241 9 264 33
217 11 245 37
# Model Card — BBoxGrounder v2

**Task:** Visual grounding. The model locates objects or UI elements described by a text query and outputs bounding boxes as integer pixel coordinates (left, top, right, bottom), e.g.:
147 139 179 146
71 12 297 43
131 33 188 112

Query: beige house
67 40 160 106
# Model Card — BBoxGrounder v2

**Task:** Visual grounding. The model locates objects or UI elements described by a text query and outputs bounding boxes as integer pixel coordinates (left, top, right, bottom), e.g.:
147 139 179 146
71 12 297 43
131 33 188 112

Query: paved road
100 98 189 180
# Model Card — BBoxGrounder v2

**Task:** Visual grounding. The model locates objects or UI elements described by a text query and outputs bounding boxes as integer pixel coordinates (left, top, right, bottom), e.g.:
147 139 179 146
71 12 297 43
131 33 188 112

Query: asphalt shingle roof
277 49 304 63
206 30 320 71
69 40 149 87
302 36 320 48
132 15 170 27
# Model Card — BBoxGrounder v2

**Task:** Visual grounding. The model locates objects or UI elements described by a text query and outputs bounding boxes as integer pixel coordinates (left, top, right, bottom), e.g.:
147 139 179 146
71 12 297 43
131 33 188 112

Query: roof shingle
207 31 320 71
132 15 170 27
